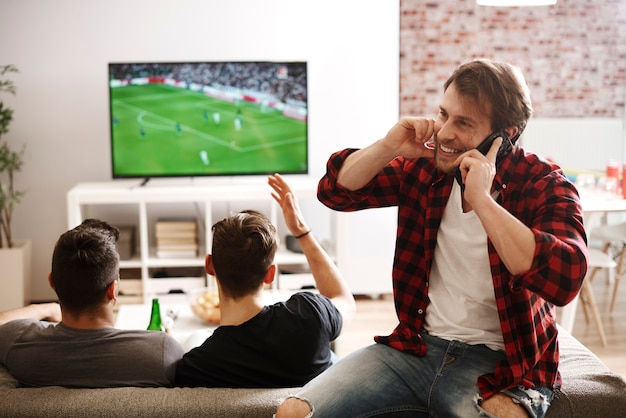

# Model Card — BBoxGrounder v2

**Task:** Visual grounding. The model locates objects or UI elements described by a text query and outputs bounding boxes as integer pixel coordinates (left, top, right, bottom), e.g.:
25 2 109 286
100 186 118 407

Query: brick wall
400 0 626 118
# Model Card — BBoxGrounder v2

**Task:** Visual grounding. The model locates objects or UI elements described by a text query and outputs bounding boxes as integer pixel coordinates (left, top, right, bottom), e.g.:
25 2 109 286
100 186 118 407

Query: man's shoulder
4 322 176 345
289 291 331 304
0 318 42 329
506 147 571 186
109 328 183 350
0 318 52 337
513 147 563 174
39 325 183 356
286 292 340 318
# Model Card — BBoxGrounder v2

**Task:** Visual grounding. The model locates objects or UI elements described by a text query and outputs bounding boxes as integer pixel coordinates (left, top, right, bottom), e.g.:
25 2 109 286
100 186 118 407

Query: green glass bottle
147 298 164 331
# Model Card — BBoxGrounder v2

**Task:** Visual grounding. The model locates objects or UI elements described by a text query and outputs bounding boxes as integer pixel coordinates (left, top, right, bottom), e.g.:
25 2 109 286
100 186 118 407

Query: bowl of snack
187 287 221 324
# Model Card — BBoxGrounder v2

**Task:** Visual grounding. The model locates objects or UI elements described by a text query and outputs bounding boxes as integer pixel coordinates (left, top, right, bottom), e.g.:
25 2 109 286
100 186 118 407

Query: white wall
522 118 625 172
0 0 400 300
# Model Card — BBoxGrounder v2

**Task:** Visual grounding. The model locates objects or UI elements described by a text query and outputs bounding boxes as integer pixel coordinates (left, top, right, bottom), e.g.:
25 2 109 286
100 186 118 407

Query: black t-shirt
175 292 342 388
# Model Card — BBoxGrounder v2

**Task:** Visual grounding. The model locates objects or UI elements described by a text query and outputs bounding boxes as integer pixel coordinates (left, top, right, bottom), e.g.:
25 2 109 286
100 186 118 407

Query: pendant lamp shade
477 0 556 6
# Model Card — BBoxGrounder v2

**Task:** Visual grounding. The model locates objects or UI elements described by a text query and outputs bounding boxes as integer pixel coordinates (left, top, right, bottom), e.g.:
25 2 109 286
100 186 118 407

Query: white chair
578 247 615 347
588 221 626 313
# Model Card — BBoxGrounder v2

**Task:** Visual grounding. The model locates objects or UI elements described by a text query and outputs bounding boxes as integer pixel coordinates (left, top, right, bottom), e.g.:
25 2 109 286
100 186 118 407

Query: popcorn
190 289 221 324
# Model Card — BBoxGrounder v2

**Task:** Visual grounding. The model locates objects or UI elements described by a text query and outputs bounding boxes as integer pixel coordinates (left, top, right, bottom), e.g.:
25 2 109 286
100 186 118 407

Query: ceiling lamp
477 0 556 6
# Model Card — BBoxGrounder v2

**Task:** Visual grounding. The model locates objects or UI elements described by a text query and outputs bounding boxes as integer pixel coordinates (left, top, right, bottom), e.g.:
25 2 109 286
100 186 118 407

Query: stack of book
155 218 199 258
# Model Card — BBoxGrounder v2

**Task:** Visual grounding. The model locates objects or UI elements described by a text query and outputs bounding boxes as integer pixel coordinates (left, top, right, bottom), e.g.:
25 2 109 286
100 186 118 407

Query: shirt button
418 309 424 315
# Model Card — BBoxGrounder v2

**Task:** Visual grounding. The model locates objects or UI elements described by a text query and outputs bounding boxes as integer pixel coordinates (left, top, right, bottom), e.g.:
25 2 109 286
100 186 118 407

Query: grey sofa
1 327 625 417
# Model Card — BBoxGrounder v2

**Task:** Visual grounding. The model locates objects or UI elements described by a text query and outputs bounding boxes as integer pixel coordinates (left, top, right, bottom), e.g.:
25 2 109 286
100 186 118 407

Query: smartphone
454 129 513 188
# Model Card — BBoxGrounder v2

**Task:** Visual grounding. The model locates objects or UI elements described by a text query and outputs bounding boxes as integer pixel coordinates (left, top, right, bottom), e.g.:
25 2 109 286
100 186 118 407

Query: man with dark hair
0 219 184 387
276 59 588 417
175 174 356 388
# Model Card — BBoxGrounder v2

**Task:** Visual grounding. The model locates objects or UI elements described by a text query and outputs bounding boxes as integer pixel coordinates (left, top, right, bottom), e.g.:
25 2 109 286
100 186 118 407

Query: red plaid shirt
318 147 588 398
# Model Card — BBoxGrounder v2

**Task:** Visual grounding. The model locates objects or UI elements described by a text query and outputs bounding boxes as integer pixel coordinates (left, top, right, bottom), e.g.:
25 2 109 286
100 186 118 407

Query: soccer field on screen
110 84 307 178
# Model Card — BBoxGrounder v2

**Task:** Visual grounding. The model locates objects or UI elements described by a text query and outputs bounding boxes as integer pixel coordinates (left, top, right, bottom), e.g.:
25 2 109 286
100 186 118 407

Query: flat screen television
108 61 308 179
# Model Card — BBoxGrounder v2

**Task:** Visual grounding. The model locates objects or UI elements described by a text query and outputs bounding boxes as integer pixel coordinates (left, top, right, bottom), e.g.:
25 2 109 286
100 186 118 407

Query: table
558 195 626 335
580 194 626 286
115 302 215 351
581 194 626 233
114 290 296 351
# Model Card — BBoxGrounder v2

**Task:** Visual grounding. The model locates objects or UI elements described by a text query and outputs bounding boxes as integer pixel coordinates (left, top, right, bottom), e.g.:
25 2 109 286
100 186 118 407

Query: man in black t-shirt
175 174 356 388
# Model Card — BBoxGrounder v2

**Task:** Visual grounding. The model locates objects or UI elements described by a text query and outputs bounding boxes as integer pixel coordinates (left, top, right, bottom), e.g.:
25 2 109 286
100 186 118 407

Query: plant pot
0 239 32 310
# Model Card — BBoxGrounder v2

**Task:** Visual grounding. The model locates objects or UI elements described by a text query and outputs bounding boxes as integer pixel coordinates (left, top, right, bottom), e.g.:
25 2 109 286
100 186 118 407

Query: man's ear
504 126 520 143
263 264 277 285
106 279 118 302
48 273 55 291
205 254 216 276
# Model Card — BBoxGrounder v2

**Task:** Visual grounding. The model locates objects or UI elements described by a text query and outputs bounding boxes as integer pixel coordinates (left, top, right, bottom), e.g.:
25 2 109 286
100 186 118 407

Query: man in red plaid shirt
276 59 588 418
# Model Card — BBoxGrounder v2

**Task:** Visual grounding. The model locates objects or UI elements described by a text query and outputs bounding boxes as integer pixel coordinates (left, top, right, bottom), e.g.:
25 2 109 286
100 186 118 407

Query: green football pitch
110 84 307 177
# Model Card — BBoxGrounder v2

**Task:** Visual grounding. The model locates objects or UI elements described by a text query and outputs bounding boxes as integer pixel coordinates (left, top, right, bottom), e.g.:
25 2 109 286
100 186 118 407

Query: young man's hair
50 219 120 314
444 59 533 144
211 210 278 299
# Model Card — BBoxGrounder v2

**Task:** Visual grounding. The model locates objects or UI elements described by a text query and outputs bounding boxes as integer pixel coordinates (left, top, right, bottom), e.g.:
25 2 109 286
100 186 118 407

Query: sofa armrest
546 325 626 417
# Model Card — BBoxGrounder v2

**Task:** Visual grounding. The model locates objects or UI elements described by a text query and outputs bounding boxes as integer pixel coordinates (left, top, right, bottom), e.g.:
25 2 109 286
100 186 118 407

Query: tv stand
137 177 151 187
67 179 325 303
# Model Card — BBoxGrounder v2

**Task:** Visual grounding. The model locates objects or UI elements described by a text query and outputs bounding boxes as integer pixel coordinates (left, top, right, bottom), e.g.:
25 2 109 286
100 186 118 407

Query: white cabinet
66 178 394 302
333 207 397 297
66 179 319 302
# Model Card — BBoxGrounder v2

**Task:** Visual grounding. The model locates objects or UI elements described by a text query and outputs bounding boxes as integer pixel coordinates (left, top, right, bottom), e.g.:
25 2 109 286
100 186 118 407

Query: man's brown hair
444 59 533 144
211 210 278 299
51 219 120 314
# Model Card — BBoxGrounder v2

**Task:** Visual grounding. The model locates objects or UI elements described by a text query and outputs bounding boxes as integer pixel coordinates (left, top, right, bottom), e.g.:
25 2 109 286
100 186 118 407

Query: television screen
108 61 308 179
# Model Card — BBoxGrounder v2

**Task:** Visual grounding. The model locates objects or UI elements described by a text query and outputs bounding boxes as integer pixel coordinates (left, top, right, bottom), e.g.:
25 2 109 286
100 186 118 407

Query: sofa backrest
0 364 295 418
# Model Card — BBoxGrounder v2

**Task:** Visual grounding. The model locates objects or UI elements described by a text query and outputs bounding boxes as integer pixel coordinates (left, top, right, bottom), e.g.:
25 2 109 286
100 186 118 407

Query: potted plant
0 64 31 310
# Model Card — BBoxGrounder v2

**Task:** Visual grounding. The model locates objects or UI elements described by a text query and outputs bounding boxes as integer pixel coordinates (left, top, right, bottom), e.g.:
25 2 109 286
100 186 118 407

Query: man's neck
218 290 265 326
60 306 116 329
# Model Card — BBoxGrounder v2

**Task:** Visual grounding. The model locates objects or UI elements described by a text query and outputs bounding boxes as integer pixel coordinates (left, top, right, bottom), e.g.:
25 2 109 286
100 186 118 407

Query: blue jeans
290 333 553 417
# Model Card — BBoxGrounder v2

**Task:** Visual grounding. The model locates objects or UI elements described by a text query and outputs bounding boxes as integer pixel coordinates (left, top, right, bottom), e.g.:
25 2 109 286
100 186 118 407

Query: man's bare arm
269 174 356 323
0 303 61 326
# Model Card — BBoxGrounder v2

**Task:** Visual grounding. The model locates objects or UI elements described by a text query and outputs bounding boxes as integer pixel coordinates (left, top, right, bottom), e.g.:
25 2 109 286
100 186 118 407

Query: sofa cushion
0 364 18 389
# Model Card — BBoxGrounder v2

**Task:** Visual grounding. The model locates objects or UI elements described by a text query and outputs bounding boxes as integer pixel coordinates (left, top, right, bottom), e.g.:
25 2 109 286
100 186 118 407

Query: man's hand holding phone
455 135 503 203
454 129 513 192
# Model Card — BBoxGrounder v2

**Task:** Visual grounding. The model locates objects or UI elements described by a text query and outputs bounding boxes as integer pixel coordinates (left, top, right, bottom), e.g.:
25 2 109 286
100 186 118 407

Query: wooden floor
335 273 626 378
